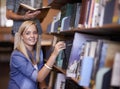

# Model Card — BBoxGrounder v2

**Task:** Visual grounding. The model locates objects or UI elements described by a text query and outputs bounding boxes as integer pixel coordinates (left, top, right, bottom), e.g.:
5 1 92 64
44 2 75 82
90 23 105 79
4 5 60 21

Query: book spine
79 56 94 87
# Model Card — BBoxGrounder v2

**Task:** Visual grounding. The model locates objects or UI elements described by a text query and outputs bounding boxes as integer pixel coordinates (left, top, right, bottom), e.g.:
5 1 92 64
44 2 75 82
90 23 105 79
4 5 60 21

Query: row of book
53 32 120 89
46 0 120 33
77 0 120 27
47 2 82 33
53 73 83 89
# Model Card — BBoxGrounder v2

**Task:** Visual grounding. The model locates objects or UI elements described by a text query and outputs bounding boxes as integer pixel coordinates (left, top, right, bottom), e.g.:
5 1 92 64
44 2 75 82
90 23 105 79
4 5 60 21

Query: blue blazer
8 49 44 89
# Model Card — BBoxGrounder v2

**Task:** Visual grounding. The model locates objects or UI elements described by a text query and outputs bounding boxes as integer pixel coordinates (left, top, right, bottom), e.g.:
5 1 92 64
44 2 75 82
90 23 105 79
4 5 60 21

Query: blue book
102 69 112 89
60 16 70 31
74 3 82 28
79 56 94 87
50 19 58 32
103 0 116 24
56 50 64 68
54 20 60 32
98 41 108 69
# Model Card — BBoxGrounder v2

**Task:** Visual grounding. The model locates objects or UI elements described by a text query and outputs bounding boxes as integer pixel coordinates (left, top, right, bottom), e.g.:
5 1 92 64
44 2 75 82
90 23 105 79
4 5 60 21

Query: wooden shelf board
41 39 53 46
48 24 120 36
53 65 66 74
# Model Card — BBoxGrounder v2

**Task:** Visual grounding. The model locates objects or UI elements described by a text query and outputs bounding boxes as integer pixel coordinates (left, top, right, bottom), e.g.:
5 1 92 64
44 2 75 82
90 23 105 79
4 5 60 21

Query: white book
111 52 120 87
92 1 99 27
96 67 110 89
54 73 66 89
89 41 97 58
50 12 61 32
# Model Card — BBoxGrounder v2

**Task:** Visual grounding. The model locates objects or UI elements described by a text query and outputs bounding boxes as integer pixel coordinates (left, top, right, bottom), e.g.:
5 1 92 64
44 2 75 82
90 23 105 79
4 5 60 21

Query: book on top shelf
17 3 51 22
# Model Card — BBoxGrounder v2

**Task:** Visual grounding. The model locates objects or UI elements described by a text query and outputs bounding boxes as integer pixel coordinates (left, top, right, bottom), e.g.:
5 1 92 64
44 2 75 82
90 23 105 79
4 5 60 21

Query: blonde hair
14 21 41 64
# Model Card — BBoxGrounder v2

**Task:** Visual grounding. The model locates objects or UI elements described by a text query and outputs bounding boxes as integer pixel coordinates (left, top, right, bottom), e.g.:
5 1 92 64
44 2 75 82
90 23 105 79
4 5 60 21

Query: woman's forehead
24 24 37 32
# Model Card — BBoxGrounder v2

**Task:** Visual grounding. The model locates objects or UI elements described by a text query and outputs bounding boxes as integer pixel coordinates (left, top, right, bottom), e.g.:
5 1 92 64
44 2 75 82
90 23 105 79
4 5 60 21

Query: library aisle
0 62 10 89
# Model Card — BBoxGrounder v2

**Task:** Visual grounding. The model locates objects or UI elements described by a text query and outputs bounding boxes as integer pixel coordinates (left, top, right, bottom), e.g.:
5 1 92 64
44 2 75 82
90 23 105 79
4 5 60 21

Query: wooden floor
0 62 10 89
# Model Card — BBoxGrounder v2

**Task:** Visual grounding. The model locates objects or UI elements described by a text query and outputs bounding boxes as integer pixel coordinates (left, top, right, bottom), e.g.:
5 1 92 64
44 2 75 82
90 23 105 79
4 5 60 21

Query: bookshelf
45 0 120 89
47 24 120 88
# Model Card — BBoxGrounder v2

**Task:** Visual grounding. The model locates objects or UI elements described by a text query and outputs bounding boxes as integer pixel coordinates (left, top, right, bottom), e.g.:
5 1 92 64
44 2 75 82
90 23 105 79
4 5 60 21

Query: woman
8 21 66 89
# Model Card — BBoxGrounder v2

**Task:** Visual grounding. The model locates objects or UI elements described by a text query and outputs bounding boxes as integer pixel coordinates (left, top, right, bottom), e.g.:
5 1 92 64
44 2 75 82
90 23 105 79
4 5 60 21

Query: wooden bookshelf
48 24 120 36
47 23 120 88
46 0 120 89
53 65 66 74
41 39 53 46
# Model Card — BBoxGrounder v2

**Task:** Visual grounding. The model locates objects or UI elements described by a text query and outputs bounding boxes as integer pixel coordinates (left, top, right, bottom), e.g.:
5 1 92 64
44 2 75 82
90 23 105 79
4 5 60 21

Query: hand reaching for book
24 10 41 20
52 41 66 56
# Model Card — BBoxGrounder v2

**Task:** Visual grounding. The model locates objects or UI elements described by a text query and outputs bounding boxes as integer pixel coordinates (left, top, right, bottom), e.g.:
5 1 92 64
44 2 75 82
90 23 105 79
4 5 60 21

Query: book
95 67 111 89
53 20 60 32
60 16 71 31
101 68 112 89
112 0 120 23
17 3 51 22
104 41 120 68
87 0 95 27
79 41 97 87
103 0 116 25
62 39 73 70
74 3 82 28
111 52 120 87
98 40 108 69
91 0 100 27
79 0 89 26
50 15 60 32
79 56 94 87
66 32 100 79
90 39 104 87
69 3 78 29
54 73 66 89
60 3 74 23
97 40 120 69
56 50 65 68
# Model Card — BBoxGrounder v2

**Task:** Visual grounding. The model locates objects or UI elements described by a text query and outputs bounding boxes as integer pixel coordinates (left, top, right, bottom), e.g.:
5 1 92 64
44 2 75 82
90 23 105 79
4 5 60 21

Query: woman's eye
33 31 38 34
25 32 30 35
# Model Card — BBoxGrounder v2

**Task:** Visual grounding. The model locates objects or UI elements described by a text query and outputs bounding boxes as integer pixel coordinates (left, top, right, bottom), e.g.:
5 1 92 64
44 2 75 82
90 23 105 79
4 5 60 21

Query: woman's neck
25 44 34 53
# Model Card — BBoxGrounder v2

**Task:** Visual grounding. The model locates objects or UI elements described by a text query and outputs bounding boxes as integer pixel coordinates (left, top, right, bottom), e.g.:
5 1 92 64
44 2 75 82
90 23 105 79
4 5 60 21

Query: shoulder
11 49 27 61
10 50 30 66
11 49 24 56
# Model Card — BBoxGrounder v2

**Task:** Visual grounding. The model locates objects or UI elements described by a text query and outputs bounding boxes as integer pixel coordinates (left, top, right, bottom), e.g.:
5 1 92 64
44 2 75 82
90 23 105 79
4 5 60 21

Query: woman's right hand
52 41 66 56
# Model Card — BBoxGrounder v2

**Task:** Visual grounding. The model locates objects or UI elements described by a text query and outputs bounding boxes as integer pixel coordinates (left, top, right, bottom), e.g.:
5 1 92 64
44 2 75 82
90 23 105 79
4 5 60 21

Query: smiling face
21 24 38 50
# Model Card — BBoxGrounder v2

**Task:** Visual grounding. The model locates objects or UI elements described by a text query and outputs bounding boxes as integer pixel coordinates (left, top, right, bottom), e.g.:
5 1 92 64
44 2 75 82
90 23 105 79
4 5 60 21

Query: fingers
24 10 40 19
52 41 66 56
58 41 66 49
56 41 66 51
